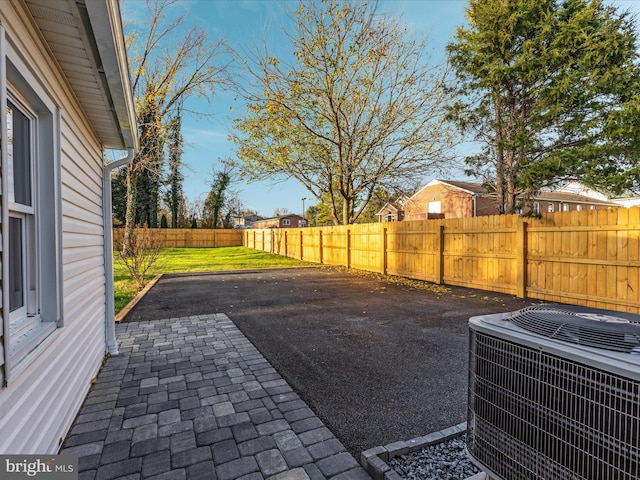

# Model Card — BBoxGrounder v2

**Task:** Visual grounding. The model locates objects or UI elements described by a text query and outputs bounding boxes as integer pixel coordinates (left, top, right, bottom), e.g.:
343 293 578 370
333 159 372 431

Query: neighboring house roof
257 214 302 222
527 190 619 207
411 179 489 199
24 0 137 150
557 181 609 201
376 203 400 216
559 180 640 206
436 180 489 195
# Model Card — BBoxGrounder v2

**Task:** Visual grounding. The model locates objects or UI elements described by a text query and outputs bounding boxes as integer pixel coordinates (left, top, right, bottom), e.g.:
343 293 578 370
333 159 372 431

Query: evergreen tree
202 171 231 229
165 114 185 228
447 0 640 213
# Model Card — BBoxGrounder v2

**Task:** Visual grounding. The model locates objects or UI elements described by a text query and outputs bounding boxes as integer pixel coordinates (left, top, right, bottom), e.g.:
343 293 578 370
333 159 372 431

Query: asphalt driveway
124 266 540 457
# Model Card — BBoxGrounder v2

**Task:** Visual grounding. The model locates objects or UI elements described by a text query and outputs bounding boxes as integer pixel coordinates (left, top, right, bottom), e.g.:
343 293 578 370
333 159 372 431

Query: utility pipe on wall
103 149 134 355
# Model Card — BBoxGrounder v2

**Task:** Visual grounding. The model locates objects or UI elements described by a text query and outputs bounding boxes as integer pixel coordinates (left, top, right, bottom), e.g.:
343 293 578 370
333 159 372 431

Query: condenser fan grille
467 331 640 480
506 306 640 353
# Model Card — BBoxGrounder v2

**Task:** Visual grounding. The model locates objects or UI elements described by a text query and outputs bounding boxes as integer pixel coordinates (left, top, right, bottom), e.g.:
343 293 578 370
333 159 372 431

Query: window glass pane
9 217 24 312
7 101 32 207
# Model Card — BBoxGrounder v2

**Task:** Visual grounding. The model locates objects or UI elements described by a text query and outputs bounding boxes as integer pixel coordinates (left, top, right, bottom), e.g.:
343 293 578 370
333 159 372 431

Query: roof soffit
23 0 137 150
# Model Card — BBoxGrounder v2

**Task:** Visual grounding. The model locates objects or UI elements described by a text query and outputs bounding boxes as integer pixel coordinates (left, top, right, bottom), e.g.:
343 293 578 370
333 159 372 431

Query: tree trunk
494 96 506 215
342 197 349 225
122 163 138 257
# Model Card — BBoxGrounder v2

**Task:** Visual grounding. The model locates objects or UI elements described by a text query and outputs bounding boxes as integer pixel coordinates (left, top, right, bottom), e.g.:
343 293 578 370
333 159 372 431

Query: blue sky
122 0 640 218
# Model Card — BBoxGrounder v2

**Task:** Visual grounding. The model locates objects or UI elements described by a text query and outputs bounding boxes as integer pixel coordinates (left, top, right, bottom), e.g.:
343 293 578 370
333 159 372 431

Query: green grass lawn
114 246 309 313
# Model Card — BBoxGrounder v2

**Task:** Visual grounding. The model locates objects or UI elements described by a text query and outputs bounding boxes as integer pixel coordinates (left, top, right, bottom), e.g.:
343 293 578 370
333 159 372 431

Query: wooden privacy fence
244 207 640 314
113 228 243 249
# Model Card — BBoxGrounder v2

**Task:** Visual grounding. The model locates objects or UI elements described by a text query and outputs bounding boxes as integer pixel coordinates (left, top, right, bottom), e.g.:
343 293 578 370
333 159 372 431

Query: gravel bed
388 435 481 480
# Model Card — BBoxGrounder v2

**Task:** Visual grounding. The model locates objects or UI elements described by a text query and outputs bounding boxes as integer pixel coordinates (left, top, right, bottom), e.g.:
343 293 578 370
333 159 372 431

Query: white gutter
103 149 134 355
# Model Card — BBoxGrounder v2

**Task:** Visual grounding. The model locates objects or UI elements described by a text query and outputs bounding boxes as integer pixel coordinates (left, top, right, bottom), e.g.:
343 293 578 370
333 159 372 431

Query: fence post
435 225 445 284
517 220 528 298
213 230 216 248
382 227 388 275
319 230 324 264
346 229 351 268
300 231 304 260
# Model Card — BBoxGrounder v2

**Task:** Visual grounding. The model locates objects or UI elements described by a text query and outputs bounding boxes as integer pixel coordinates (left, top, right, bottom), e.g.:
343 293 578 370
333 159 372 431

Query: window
428 201 441 214
532 202 540 214
8 100 38 341
386 214 395 222
548 203 555 213
577 205 583 211
2 31 63 378
282 219 291 226
562 203 570 212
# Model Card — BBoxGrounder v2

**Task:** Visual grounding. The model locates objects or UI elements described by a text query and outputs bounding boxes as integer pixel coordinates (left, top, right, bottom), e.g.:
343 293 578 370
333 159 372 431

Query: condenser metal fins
467 306 640 480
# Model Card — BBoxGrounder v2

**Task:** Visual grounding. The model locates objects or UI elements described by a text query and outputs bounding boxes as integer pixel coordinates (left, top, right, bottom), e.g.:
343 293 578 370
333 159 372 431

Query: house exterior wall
252 215 306 228
404 182 477 220
475 196 501 216
0 2 107 453
377 205 403 222
519 199 615 214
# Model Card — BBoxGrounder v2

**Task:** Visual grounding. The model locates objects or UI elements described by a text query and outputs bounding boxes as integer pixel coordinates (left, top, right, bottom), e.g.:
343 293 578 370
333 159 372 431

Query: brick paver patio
61 314 371 480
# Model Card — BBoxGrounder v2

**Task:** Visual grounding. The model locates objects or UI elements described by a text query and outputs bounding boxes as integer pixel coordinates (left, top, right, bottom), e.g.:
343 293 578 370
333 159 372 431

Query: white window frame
7 98 39 343
577 204 583 211
428 201 441 214
1 27 63 383
532 202 540 214
548 202 555 213
562 203 570 212
282 219 291 226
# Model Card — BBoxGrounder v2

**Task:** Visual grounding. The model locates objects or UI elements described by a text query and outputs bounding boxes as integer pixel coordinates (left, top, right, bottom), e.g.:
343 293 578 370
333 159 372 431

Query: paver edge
115 273 163 323
359 422 468 480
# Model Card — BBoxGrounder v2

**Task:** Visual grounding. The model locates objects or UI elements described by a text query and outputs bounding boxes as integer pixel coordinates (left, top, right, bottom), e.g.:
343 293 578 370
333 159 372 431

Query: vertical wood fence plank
517 220 527 298
436 225 444 284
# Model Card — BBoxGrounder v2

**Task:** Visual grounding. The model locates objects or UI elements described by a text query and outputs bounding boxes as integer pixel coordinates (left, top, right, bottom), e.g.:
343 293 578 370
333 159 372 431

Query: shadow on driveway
124 266 541 457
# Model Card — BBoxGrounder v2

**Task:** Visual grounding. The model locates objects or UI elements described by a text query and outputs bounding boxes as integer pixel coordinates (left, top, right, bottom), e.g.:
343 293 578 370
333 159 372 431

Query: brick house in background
377 203 404 222
376 197 410 222
252 214 307 228
233 213 263 228
403 180 500 220
517 190 619 214
402 179 619 220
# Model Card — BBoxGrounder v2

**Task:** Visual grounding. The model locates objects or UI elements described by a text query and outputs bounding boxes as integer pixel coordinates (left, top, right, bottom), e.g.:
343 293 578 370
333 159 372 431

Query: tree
164 113 185 228
201 160 235 228
111 167 128 226
305 202 332 226
122 0 229 254
232 0 455 225
354 185 415 224
273 208 290 217
447 0 640 214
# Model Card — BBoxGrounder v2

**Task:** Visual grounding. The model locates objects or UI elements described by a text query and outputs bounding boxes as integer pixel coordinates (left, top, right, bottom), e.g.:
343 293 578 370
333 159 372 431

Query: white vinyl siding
0 3 107 454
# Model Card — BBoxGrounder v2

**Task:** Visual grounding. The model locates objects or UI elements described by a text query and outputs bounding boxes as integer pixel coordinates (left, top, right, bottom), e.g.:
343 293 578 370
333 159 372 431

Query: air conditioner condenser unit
467 306 640 480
